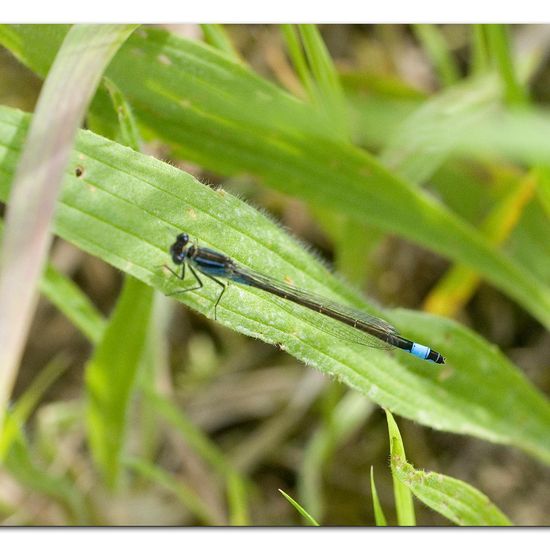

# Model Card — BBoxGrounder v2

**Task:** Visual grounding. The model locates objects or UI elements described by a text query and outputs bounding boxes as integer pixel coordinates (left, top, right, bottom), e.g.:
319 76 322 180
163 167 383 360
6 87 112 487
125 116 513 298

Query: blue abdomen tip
410 342 430 360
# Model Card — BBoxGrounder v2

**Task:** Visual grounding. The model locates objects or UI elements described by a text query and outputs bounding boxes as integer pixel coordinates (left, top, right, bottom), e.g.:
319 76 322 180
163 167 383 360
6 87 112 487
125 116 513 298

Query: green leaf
1 107 550 465
391 455 512 526
85 276 153 489
385 410 415 526
278 489 320 526
370 466 388 526
3 25 550 330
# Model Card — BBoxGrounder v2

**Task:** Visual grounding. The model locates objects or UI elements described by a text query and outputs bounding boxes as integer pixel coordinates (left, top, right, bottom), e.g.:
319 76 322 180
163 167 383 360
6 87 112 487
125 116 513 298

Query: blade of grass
370 466 388 526
0 24 137 432
278 489 320 526
85 276 153 489
226 470 250 526
136 293 173 463
471 25 490 76
298 24 349 139
385 410 415 526
2 108 550 463
281 24 315 101
413 25 460 87
391 454 512 526
200 24 242 62
485 24 529 106
102 76 142 151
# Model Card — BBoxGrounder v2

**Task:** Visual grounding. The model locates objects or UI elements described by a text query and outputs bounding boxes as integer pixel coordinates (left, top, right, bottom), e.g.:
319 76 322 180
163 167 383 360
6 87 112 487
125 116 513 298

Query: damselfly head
170 233 190 265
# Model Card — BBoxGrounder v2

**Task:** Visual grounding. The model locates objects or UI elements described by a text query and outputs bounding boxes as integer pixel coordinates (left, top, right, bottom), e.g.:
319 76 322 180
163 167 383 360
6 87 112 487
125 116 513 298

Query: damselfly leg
165 262 203 296
201 272 227 321
165 261 227 320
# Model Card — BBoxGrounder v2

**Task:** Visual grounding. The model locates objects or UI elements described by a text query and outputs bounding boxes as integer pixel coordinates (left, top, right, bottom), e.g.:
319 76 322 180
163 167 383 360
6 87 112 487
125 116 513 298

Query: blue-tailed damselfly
167 233 445 364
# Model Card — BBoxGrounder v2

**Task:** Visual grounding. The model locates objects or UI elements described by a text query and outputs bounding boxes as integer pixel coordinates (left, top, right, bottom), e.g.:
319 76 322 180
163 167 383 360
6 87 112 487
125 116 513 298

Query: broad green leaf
2 25 550 330
278 489 320 526
385 410 415 526
85 276 153 489
392 455 512 526
1 107 550 464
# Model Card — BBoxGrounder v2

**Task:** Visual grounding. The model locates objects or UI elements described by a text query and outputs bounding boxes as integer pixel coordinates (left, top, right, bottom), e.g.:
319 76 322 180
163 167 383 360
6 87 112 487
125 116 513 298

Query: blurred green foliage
0 24 549 526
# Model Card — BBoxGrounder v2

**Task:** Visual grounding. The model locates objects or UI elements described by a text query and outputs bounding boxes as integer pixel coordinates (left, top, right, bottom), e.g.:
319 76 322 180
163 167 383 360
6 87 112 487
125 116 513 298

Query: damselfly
167 233 445 364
